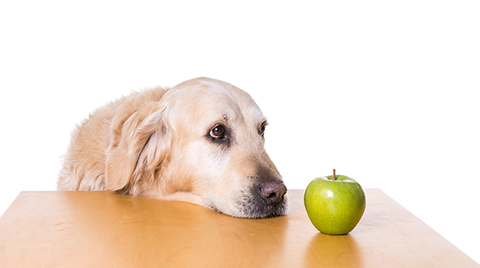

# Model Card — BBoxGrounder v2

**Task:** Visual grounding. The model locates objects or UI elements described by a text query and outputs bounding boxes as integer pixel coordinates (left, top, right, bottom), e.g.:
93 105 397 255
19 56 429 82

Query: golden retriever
58 77 287 218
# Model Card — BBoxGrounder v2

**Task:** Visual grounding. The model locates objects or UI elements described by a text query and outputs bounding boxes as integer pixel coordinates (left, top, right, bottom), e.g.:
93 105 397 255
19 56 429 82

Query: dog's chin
209 191 288 219
237 198 288 219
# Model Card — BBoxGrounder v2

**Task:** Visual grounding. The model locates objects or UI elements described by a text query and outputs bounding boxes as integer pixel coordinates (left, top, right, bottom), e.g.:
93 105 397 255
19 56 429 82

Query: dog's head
105 77 287 218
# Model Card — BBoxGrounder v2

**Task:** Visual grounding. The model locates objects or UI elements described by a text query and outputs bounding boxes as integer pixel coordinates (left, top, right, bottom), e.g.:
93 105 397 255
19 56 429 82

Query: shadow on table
304 233 363 267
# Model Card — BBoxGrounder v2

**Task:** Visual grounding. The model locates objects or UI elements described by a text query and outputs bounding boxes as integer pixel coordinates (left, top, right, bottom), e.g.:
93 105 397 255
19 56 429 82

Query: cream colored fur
58 77 286 218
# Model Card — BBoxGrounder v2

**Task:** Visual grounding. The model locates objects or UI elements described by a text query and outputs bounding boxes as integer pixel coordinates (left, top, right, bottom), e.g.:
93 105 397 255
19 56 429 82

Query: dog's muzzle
238 180 287 219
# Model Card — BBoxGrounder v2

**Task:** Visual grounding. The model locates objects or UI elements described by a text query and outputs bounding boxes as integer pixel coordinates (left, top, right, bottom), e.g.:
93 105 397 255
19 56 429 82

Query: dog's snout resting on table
57 77 287 218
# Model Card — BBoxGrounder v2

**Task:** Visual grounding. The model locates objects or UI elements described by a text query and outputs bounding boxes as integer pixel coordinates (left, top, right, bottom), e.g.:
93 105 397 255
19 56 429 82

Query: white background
1 0 479 264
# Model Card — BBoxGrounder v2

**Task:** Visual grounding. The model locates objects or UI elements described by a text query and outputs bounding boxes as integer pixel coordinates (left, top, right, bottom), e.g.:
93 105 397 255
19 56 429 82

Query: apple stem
333 169 336 180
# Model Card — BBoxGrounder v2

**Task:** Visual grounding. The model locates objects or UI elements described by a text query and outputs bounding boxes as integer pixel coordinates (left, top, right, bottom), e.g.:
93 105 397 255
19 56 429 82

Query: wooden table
0 189 478 267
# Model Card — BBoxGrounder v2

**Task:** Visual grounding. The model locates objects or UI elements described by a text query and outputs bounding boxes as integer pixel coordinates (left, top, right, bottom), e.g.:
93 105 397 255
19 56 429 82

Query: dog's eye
210 124 226 140
259 121 267 137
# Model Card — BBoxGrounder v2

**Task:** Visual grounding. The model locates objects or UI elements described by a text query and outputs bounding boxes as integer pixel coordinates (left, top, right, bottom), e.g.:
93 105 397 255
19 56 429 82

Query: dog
58 77 287 218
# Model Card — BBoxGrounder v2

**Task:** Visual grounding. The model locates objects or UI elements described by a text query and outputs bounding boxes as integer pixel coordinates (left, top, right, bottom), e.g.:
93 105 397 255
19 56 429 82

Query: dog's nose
260 181 287 203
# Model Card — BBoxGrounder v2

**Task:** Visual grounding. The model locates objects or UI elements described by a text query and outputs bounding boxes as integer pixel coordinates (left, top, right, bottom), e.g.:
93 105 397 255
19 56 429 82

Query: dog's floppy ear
105 104 171 192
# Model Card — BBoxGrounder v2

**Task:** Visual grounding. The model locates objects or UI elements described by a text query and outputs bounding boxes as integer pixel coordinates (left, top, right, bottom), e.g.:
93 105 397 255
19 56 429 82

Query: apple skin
304 175 366 235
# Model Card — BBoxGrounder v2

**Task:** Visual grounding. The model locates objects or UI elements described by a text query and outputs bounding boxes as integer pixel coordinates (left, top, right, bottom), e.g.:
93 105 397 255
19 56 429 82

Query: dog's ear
105 104 171 192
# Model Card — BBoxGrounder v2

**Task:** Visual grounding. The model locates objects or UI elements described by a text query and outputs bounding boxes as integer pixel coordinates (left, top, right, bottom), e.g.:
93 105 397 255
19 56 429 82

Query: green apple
304 170 366 235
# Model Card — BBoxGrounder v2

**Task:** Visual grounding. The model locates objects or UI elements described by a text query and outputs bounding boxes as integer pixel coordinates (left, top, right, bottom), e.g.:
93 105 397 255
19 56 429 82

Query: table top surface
0 189 478 268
